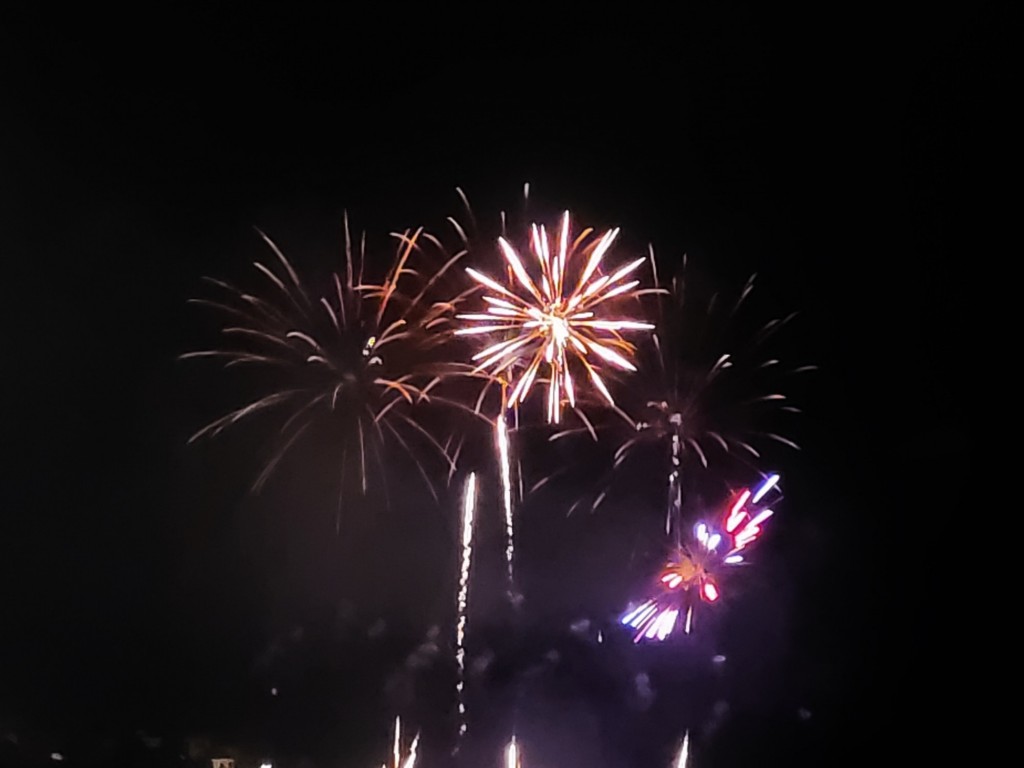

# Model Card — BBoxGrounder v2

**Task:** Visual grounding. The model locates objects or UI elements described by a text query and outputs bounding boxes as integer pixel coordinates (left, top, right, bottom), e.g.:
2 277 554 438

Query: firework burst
181 218 469 518
455 210 656 425
620 473 781 641
625 268 813 479
539 260 814 517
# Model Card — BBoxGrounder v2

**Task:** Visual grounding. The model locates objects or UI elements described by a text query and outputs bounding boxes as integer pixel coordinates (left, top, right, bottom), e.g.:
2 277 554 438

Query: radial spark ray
456 212 653 423
621 473 781 641
455 473 477 738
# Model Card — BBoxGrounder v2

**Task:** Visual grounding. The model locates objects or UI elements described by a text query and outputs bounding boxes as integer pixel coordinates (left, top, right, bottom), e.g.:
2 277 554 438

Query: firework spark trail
621 473 781 641
382 717 418 768
400 733 419 768
505 736 521 768
455 473 477 740
497 413 515 593
674 730 691 768
455 211 654 424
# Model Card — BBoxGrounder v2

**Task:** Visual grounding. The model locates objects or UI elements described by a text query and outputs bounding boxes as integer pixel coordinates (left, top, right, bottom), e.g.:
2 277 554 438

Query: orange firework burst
455 211 655 423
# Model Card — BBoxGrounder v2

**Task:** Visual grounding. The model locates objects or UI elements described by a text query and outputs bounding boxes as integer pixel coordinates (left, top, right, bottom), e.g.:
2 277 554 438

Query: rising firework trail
455 210 656 425
505 736 521 768
182 218 470 524
674 730 691 768
401 733 419 768
381 716 419 768
620 473 781 640
455 473 477 741
497 412 515 594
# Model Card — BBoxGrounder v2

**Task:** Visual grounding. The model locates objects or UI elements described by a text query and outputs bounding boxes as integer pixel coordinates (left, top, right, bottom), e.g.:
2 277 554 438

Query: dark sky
1 5 992 767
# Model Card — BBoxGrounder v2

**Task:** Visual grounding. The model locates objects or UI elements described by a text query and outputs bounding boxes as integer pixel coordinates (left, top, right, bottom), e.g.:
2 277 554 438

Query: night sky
2 6 991 766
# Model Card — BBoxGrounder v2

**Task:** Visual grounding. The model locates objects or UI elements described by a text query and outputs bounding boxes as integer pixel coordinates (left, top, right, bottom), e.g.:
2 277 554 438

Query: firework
630 270 811 489
181 219 469 518
620 473 781 641
441 191 657 606
455 210 655 425
448 200 656 606
541 264 813 518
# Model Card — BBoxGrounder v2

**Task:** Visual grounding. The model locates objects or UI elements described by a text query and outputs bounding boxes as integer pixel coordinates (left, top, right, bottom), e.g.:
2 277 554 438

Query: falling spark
621 473 782 641
455 473 478 738
456 211 654 423
497 413 515 592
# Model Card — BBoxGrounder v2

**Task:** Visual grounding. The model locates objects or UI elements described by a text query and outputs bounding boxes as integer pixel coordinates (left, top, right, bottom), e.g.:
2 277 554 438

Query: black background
2 4 992 766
